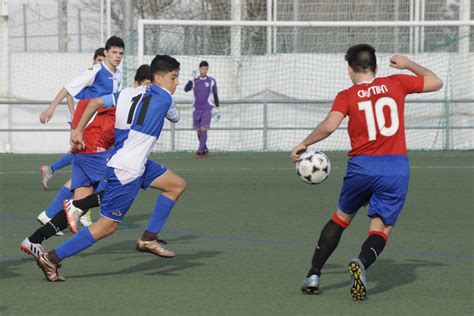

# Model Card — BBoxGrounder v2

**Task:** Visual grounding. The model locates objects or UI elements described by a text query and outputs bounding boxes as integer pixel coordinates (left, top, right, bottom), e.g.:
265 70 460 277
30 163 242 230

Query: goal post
137 19 474 65
131 19 474 152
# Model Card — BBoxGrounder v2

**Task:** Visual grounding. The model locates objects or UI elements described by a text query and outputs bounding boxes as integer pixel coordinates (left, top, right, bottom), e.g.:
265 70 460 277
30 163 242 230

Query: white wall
11 52 473 101
2 52 473 153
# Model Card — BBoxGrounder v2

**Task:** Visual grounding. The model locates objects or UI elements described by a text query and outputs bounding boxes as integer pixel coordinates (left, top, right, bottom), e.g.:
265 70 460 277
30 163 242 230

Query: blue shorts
70 152 110 191
93 179 107 193
100 160 168 222
338 155 410 226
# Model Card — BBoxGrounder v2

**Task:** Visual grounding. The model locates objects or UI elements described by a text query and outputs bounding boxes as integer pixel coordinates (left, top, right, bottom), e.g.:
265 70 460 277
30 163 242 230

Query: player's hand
389 55 411 70
40 106 55 124
212 108 221 121
191 70 198 80
70 129 85 151
290 143 307 163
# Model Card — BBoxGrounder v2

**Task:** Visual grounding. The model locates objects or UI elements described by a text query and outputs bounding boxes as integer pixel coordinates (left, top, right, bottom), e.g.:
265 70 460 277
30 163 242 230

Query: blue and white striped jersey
107 84 179 177
65 62 121 100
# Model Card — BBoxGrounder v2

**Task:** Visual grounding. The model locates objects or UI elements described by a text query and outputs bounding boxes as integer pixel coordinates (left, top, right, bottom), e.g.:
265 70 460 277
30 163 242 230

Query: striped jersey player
35 55 187 282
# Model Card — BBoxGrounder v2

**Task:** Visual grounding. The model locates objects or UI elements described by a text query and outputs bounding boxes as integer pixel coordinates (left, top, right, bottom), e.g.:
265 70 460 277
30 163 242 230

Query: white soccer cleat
301 274 320 294
20 237 45 259
39 165 53 190
63 199 83 234
37 211 64 236
79 211 93 227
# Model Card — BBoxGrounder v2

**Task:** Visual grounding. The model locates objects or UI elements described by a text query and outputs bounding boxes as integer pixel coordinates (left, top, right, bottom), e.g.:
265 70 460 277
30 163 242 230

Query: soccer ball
296 150 331 185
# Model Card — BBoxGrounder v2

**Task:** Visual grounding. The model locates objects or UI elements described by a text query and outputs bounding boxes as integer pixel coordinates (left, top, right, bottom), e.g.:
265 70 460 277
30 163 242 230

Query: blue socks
45 185 73 218
146 195 175 234
55 227 96 261
50 153 74 172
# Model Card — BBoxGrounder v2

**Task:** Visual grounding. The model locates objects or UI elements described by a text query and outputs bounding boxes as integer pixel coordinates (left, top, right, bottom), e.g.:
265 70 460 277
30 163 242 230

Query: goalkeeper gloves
212 108 221 121
191 70 198 80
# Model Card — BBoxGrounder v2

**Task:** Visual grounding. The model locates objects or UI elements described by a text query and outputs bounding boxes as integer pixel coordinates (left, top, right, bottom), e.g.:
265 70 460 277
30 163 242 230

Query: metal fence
1 99 473 153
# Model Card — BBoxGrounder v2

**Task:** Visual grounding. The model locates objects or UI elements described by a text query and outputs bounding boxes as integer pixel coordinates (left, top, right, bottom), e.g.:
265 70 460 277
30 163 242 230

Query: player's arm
70 94 115 150
213 92 220 107
166 101 180 123
211 79 219 107
66 94 75 117
389 55 443 92
40 88 69 123
211 79 220 120
212 92 221 120
41 66 97 124
184 71 197 92
184 80 193 92
290 111 345 162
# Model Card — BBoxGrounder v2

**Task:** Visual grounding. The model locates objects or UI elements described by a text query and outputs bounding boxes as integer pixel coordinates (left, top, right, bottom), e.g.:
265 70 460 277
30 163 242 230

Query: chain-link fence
7 0 473 53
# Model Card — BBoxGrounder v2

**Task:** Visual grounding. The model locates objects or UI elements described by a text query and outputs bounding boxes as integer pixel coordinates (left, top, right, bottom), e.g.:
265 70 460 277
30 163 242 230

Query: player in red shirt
290 44 443 300
20 98 115 259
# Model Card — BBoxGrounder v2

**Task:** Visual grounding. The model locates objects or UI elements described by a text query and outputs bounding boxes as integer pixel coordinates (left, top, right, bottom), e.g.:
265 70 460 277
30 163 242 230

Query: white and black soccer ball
296 150 331 185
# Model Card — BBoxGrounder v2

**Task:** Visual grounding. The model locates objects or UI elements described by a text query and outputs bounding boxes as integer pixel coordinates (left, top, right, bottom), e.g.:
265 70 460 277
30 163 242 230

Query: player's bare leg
137 170 186 258
87 216 120 240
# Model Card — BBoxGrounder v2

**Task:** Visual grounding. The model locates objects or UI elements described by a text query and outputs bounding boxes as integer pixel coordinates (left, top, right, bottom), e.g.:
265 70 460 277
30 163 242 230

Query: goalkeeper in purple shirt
184 61 220 158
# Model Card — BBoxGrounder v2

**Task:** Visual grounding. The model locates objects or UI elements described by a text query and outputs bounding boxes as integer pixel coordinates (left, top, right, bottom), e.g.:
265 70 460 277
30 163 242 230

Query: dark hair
134 64 150 83
93 48 105 60
150 55 180 80
105 36 125 50
345 44 377 73
199 60 209 68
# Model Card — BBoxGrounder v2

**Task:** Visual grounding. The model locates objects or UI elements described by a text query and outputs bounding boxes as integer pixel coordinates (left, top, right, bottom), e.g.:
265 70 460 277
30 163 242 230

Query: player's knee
166 177 186 201
369 217 392 236
335 209 354 223
101 222 118 238
91 218 119 240
175 177 186 195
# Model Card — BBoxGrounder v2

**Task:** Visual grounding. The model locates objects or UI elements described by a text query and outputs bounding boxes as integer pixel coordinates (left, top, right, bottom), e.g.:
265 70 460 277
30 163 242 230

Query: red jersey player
290 44 443 300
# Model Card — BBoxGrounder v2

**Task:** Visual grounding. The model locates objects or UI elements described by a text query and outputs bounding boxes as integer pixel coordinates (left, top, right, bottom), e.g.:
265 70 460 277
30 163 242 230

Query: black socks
357 232 387 270
29 211 68 244
307 214 350 277
73 191 104 211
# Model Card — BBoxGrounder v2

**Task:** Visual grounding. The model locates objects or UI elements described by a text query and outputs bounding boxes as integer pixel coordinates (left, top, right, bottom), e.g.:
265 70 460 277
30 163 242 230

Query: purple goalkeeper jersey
192 76 218 109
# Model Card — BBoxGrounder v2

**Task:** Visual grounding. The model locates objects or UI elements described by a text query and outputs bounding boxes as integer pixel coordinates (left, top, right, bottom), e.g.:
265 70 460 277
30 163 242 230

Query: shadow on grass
0 257 34 279
0 234 207 280
66 232 221 279
67 248 222 279
319 258 447 296
367 258 447 296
